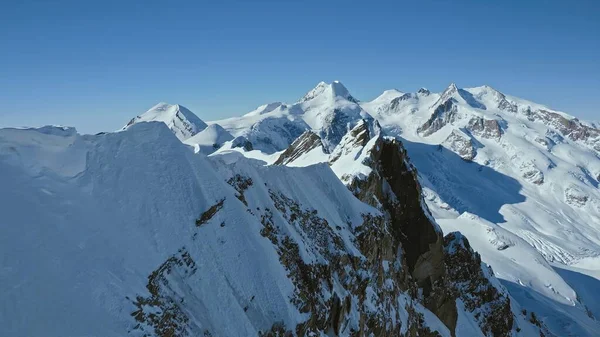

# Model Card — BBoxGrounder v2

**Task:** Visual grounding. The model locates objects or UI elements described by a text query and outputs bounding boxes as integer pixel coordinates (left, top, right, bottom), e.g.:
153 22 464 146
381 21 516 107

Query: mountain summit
123 103 207 141
299 80 358 104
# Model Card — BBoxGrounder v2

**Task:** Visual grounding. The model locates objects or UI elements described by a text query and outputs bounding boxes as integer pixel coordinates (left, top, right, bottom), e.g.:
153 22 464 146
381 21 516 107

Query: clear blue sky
1 0 598 133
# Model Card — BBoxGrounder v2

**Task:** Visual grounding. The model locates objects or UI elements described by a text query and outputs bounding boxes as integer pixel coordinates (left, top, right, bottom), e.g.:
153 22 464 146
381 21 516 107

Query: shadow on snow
400 138 525 224
501 279 598 336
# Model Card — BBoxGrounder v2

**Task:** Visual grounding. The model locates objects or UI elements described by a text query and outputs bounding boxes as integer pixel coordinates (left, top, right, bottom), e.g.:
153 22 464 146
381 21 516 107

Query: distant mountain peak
468 85 505 98
444 83 459 95
417 87 431 96
244 102 285 117
300 80 358 103
123 102 207 141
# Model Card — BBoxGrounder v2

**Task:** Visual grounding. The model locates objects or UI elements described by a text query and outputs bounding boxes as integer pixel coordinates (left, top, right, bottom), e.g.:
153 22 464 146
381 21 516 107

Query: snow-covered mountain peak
465 85 508 103
428 83 461 109
374 89 405 103
299 80 358 103
183 123 234 155
443 82 459 96
211 81 374 154
123 102 207 141
330 80 355 100
243 102 286 117
6 79 600 336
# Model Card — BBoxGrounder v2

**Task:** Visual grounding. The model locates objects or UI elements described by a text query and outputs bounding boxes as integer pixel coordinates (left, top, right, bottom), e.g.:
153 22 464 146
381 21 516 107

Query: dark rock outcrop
443 131 476 161
131 248 198 337
389 93 416 111
319 109 373 153
230 136 253 151
497 97 518 113
535 110 600 152
442 232 514 337
418 88 431 96
418 98 459 136
325 122 536 336
274 131 326 165
467 117 503 140
332 122 456 332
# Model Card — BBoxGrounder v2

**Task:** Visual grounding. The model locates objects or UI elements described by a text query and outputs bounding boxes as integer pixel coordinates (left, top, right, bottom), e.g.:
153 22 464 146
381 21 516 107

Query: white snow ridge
2 81 600 337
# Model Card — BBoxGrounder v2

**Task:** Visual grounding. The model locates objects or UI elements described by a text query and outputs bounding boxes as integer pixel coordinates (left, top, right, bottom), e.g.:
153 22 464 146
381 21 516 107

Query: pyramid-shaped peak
445 83 459 93
437 83 460 103
300 81 357 103
331 80 350 95
144 103 198 121
124 102 207 141
475 84 504 95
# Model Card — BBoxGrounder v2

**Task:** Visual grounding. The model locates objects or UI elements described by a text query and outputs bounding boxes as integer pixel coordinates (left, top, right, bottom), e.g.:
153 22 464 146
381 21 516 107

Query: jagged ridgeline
4 80 599 336
125 122 481 336
272 120 546 336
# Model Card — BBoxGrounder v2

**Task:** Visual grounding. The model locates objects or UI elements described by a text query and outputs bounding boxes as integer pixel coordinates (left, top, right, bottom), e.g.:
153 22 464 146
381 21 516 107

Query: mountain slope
3 81 599 337
263 82 600 336
184 123 234 155
360 83 600 265
0 122 497 337
358 82 600 336
276 121 548 336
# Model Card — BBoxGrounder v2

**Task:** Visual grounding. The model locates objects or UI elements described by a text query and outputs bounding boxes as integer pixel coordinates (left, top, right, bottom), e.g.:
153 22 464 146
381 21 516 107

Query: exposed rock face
443 131 476 161
497 98 518 113
435 83 459 107
472 86 517 113
257 186 444 336
248 118 310 153
331 122 456 331
418 99 459 136
323 122 543 336
535 110 600 152
565 186 589 207
418 88 431 96
328 120 371 163
467 117 503 140
230 136 254 151
443 232 514 337
318 109 372 152
131 248 198 336
389 93 416 111
274 131 325 165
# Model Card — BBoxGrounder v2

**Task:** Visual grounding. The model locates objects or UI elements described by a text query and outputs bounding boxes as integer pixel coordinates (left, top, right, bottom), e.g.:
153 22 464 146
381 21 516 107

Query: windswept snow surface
0 123 299 336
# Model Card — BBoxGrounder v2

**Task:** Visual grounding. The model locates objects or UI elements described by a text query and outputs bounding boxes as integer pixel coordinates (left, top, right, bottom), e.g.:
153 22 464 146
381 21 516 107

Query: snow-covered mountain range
1 81 599 336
